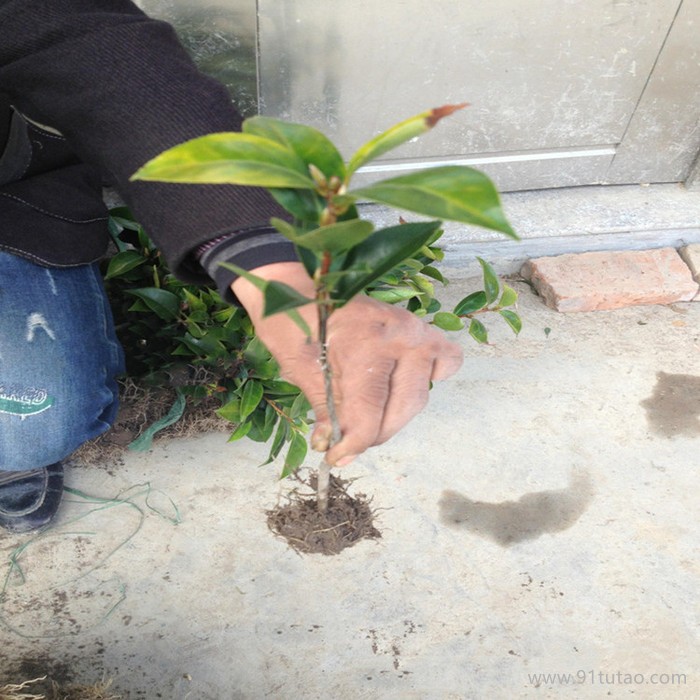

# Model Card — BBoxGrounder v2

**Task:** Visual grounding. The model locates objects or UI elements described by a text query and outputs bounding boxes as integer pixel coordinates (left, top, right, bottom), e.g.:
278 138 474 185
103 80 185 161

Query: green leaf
179 332 227 358
280 432 308 478
284 309 313 338
128 390 186 452
107 222 129 252
352 166 517 238
263 282 314 316
499 309 523 335
136 225 153 251
411 275 435 298
499 284 518 308
334 221 443 302
261 403 279 442
264 379 303 397
217 397 242 424
469 318 489 344
368 287 419 303
347 103 468 175
182 287 207 313
104 250 147 279
426 298 442 314
240 380 264 420
243 116 346 180
453 290 488 316
261 420 289 466
432 311 465 331
269 188 324 222
243 335 272 370
247 404 278 443
295 219 375 254
126 288 180 321
185 319 205 338
295 245 321 279
288 392 311 421
270 217 299 242
478 257 500 304
131 132 315 188
420 265 446 284
227 421 253 442
108 207 142 231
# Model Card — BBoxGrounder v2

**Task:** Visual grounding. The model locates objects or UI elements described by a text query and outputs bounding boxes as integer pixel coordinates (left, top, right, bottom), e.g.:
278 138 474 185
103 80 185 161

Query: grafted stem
316 252 341 513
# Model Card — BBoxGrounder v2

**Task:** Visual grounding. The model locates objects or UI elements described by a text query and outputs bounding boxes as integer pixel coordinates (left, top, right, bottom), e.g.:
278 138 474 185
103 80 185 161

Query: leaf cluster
125 104 522 476
133 106 518 321
104 209 310 474
103 206 518 477
431 257 522 343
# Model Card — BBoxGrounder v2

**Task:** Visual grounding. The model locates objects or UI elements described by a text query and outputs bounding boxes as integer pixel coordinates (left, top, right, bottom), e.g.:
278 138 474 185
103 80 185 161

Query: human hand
232 262 463 466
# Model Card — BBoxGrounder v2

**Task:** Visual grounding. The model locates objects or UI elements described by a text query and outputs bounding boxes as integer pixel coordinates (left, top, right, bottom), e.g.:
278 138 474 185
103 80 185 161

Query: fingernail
311 437 329 452
311 425 332 451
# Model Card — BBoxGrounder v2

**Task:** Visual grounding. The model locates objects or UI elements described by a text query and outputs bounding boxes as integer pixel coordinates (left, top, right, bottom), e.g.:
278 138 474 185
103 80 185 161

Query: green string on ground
0 482 180 639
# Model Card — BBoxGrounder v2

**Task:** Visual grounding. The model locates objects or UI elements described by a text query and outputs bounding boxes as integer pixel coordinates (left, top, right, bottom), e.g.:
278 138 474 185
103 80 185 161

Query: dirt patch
0 678 118 700
71 377 230 468
0 658 118 700
267 474 381 555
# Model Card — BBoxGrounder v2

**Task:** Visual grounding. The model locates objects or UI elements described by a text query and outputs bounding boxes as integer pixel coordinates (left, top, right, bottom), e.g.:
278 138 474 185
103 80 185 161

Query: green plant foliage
104 208 310 470
127 105 523 478
448 258 522 344
133 133 315 187
346 103 468 175
351 167 516 238
105 202 521 476
104 207 518 476
243 116 346 181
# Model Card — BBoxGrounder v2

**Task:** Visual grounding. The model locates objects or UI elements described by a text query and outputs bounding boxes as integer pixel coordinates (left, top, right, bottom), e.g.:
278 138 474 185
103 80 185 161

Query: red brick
521 248 699 312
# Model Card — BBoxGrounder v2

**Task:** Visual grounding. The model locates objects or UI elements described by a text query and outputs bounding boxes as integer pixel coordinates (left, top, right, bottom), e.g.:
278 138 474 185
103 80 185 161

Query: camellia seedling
132 104 519 513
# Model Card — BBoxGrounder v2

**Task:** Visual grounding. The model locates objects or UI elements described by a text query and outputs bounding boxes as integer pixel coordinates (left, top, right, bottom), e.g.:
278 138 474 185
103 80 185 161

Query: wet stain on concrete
641 372 700 438
438 471 595 546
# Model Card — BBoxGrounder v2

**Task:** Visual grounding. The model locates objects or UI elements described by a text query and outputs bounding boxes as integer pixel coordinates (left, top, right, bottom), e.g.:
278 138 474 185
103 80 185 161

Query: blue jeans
0 252 124 471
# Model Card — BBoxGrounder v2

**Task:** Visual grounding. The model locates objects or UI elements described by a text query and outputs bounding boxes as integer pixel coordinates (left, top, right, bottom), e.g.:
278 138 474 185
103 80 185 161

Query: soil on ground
266 474 381 555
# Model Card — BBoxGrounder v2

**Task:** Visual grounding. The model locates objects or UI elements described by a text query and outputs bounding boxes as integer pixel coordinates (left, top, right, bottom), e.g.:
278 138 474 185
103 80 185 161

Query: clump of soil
267 474 381 555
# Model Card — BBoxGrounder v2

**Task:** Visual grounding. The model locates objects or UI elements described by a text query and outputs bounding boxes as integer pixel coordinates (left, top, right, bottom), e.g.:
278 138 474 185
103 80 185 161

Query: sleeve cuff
197 226 298 305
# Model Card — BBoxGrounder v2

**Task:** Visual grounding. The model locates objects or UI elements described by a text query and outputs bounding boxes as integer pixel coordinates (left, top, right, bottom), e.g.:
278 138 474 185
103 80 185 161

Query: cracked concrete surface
1 274 699 699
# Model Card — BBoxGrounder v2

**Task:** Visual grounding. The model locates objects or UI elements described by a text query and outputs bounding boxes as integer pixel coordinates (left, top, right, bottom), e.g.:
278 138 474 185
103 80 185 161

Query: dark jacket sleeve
0 0 295 282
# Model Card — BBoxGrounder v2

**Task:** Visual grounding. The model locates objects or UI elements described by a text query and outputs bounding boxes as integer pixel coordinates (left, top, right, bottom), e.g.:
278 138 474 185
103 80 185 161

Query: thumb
287 371 333 451
310 420 332 452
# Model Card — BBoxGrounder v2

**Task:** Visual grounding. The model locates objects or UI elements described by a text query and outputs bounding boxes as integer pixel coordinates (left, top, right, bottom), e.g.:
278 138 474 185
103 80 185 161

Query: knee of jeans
0 442 66 471
0 386 119 470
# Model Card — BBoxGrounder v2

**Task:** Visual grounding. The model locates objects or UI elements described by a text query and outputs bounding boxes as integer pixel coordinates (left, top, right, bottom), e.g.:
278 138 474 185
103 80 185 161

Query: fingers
430 339 464 381
322 308 464 466
324 354 396 465
371 354 433 444
234 265 464 468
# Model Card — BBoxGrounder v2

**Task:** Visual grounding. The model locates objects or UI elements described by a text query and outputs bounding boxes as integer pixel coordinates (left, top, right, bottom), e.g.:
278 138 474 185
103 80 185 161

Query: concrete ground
1 266 698 699
2 183 699 698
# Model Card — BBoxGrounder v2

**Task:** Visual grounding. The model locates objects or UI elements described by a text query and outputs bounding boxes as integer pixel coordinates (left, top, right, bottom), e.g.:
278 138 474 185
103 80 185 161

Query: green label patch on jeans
0 385 54 416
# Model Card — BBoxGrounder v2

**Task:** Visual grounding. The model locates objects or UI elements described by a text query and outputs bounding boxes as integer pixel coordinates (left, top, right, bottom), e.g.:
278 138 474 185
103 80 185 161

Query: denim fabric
0 252 124 470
